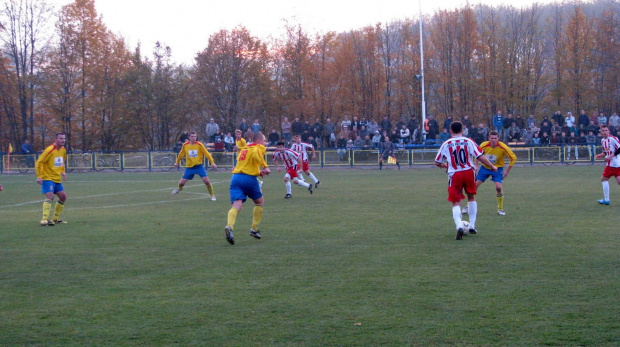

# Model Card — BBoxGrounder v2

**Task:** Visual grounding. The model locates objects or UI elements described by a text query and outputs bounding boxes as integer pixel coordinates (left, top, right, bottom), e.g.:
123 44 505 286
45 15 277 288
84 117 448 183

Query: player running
225 132 271 245
435 122 497 240
36 132 68 226
595 125 620 205
273 141 313 198
290 134 320 188
462 131 516 215
171 132 218 200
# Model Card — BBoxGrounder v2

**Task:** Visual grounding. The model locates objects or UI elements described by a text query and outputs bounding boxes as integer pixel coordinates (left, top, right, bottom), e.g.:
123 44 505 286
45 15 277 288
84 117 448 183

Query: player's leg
463 170 478 234
41 187 55 226
284 173 292 198
172 177 189 195
249 196 265 239
201 176 216 200
379 158 384 170
51 189 67 224
599 170 611 204
495 183 505 215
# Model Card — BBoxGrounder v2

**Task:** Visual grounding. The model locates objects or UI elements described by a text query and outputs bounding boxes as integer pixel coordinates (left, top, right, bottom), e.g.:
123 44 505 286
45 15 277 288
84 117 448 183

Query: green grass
0 165 618 345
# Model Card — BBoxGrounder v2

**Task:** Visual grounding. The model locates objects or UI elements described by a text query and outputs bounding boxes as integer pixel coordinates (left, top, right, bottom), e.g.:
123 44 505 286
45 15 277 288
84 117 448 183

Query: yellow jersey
479 141 517 169
36 144 66 183
235 138 247 151
176 141 215 168
232 144 268 176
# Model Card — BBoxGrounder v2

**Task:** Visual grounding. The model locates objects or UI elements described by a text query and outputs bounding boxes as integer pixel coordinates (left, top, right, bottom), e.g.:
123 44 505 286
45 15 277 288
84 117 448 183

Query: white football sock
286 181 292 194
308 172 318 183
452 206 462 229
468 201 478 229
602 181 610 201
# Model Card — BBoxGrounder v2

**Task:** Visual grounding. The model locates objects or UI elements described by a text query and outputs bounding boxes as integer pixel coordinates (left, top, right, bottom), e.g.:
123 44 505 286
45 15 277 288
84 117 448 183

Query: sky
48 0 559 65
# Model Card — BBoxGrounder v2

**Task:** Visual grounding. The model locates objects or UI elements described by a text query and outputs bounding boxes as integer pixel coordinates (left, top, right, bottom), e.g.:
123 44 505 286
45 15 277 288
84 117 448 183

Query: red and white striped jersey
290 142 313 161
273 149 300 169
601 135 620 167
435 136 483 174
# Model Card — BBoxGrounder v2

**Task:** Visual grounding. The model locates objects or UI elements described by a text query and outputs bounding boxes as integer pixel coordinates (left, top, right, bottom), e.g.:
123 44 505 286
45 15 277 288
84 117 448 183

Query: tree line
0 0 618 152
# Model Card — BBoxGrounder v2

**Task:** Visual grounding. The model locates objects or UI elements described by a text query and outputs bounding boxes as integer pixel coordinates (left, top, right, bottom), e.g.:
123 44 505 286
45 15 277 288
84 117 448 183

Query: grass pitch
0 165 618 345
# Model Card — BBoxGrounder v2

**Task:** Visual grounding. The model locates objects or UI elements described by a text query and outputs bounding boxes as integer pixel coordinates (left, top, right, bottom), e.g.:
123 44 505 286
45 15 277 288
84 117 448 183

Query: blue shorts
41 180 64 195
476 166 504 183
229 173 262 204
182 164 207 180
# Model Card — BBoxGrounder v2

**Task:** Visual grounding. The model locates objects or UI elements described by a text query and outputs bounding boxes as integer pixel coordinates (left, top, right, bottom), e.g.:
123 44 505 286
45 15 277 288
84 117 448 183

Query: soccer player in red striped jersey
595 125 620 205
290 135 320 188
435 121 497 240
273 141 313 198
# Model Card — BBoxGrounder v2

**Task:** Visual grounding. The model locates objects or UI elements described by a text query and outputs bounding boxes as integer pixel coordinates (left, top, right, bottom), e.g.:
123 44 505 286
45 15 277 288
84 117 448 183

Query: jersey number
238 150 248 161
451 147 468 166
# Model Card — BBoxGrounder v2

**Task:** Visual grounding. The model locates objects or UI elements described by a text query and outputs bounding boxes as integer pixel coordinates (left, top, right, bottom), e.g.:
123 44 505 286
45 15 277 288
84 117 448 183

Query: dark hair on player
450 121 463 134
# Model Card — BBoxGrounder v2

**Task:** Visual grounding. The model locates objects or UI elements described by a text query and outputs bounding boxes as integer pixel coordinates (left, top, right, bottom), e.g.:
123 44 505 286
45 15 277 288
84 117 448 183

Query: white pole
419 0 426 141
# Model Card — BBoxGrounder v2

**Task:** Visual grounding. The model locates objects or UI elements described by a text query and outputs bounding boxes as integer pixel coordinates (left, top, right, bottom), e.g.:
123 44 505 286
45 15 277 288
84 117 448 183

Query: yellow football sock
53 201 65 221
178 185 183 191
497 193 504 210
251 206 263 230
207 184 214 197
42 199 52 220
227 208 239 230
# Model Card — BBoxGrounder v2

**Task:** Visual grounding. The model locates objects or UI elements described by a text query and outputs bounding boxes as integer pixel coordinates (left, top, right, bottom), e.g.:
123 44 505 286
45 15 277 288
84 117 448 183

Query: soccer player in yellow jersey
463 131 517 216
36 133 68 226
234 129 247 152
171 132 218 200
225 132 270 245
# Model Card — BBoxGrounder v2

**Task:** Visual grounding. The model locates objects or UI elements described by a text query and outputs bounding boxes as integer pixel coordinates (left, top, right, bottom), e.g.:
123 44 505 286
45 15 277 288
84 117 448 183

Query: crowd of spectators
183 110 619 153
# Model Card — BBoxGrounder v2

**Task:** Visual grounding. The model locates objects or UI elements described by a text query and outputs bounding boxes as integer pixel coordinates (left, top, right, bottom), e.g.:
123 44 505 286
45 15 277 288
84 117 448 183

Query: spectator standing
578 110 590 129
587 120 599 136
238 118 249 134
427 115 439 140
366 118 379 135
323 118 335 147
598 112 608 126
551 110 564 127
461 115 473 130
608 112 620 128
443 115 453 132
380 116 391 134
21 139 34 167
514 115 525 135
502 113 515 142
281 117 292 142
565 112 575 128
586 130 597 157
351 116 360 131
492 110 505 138
179 131 190 143
301 119 312 134
340 116 352 130
312 118 323 144
523 127 534 146
206 118 220 142
250 119 262 134
292 116 303 136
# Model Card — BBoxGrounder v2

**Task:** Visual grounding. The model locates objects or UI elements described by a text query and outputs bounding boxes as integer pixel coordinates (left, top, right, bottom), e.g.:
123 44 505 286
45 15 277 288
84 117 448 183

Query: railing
0 145 606 173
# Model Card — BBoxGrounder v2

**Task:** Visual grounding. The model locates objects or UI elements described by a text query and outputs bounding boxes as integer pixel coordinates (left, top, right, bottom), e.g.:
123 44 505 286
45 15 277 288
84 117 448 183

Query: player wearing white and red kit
435 121 497 240
290 135 320 188
273 141 313 198
595 125 620 205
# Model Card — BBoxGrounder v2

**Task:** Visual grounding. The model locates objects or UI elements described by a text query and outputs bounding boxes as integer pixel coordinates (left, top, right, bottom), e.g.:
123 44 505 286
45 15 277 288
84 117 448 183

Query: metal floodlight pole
419 0 426 141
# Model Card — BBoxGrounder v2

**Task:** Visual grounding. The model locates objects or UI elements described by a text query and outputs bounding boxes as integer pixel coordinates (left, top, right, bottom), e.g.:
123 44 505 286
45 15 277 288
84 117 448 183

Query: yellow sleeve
175 145 186 165
35 145 53 178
